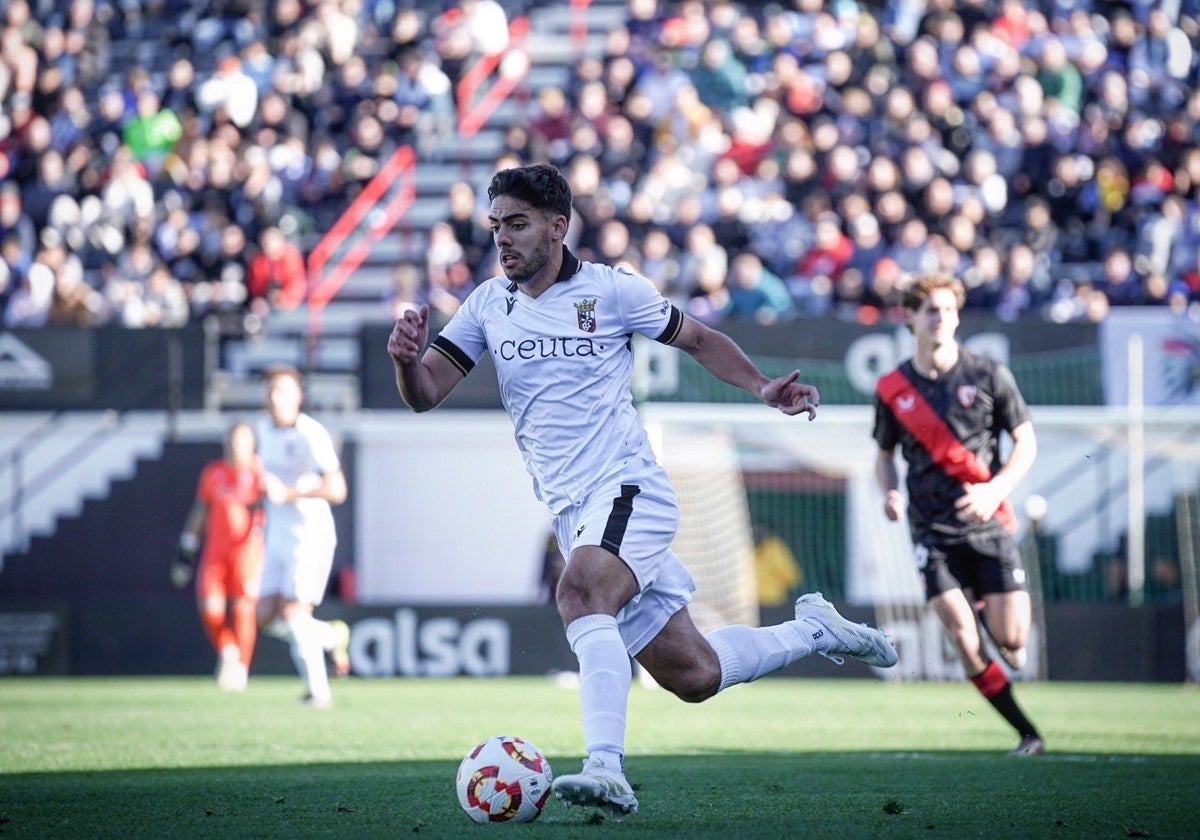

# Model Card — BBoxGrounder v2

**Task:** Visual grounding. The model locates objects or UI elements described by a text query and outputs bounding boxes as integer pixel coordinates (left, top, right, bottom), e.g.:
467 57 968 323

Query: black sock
986 683 1040 739
971 661 1040 739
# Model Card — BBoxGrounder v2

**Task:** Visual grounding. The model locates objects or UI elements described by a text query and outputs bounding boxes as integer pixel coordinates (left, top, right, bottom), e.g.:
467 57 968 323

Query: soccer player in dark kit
874 272 1044 756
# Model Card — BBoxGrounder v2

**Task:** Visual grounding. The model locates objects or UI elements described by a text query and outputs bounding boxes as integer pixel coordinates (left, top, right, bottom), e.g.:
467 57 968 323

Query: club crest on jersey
575 298 597 333
957 385 978 408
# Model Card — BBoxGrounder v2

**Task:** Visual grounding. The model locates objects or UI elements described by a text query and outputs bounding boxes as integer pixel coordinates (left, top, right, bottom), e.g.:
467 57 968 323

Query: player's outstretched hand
761 371 820 420
387 304 430 363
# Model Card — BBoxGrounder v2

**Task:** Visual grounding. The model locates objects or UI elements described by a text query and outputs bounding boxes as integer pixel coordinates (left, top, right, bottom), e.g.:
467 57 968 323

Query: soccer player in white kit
255 365 351 708
387 165 897 818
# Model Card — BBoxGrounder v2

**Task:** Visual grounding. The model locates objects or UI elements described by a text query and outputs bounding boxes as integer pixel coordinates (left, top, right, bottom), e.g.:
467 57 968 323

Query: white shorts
552 467 695 656
259 525 337 605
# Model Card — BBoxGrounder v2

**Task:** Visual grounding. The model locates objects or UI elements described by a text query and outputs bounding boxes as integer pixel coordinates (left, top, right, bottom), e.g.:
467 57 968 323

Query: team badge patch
957 385 978 408
575 298 597 333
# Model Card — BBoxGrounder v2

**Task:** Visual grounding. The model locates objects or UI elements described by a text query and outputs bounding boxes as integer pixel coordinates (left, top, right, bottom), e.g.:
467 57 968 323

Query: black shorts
914 532 1029 600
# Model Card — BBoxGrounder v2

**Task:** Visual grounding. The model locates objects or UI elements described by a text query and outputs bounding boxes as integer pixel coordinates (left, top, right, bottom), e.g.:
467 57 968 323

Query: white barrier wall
353 413 552 605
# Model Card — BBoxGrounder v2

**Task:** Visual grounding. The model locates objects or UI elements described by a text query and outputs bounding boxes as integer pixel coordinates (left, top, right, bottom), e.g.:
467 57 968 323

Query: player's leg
975 539 1043 755
257 593 284 632
929 588 989 674
284 536 341 706
633 606 720 701
196 555 240 688
281 599 334 707
257 542 323 703
195 558 233 654
231 542 263 672
929 555 1042 755
256 545 287 634
551 543 641 817
977 531 1034 670
980 589 1032 669
640 595 895 703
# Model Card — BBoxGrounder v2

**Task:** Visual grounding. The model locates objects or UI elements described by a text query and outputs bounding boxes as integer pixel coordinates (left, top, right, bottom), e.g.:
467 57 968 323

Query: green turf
1 677 1197 839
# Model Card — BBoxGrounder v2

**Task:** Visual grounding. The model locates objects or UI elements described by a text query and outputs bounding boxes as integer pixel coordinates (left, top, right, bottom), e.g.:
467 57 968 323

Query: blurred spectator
428 259 476 320
46 247 99 327
196 55 258 129
529 86 573 166
393 47 454 155
385 261 428 321
686 255 732 324
726 251 793 324
1098 248 1143 306
0 182 36 257
444 179 489 270
122 89 182 173
691 38 748 112
7 0 1200 335
3 254 52 326
426 220 466 287
246 225 305 315
100 145 153 231
791 212 850 316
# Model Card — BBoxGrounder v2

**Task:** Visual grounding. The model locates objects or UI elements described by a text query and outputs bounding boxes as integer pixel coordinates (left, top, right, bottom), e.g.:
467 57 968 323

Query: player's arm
668 314 819 419
263 467 348 506
387 304 465 411
956 420 1037 523
173 499 207 588
875 447 905 522
314 468 348 506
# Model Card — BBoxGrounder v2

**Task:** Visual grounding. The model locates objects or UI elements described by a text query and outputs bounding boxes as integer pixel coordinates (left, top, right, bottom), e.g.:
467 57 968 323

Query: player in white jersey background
255 364 351 709
387 164 898 818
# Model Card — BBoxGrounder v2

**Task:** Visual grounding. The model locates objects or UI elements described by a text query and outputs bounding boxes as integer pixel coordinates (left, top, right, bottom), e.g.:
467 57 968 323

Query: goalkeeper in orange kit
173 421 264 691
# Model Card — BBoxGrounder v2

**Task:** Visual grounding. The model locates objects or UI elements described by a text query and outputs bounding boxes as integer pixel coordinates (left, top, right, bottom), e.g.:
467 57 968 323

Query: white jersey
255 412 341 542
433 248 684 514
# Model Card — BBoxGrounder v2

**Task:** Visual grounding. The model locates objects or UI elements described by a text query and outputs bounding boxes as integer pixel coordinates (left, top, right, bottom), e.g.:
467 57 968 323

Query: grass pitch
1 676 1197 839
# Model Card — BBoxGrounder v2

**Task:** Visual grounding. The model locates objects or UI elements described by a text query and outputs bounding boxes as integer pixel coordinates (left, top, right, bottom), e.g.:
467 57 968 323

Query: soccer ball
455 735 554 823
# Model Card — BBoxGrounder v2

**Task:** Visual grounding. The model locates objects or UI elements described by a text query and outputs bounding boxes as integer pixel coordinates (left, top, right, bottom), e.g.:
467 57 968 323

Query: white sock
566 614 630 767
287 616 331 702
705 622 815 693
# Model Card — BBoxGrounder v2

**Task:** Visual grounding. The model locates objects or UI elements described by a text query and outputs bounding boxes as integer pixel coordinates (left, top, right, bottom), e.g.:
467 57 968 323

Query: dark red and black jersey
873 348 1030 543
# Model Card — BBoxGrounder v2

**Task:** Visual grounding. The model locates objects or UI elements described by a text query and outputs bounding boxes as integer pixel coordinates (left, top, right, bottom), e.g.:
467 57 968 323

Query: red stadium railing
456 16 531 137
305 145 417 353
303 4 598 358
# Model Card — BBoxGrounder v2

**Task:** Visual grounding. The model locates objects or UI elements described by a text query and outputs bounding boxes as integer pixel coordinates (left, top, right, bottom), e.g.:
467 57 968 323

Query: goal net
641 402 1200 682
647 423 758 634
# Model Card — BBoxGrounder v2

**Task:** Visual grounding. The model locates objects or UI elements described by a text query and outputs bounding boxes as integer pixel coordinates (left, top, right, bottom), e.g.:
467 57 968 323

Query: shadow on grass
3 752 1198 840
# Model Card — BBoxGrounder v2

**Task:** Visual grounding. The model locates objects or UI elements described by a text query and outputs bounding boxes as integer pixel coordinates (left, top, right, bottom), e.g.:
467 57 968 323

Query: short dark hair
487 164 572 223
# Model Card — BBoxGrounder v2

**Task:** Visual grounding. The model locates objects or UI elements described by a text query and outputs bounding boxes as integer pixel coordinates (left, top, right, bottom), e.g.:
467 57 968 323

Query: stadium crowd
4 0 1200 331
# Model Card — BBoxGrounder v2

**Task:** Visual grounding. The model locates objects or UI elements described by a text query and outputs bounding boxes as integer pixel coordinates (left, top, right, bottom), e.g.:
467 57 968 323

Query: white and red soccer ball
455 735 554 823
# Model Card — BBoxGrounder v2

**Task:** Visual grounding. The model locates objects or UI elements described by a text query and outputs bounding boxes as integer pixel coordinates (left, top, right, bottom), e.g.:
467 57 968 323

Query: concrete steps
0 412 168 559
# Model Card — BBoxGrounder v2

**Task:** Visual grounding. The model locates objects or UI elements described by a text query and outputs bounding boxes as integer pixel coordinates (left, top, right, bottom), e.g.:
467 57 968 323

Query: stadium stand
4 1 1200 362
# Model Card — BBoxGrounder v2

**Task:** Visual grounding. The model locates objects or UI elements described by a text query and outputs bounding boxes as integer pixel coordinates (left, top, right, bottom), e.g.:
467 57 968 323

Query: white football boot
552 757 638 820
1009 735 1045 757
216 644 246 691
795 592 898 668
